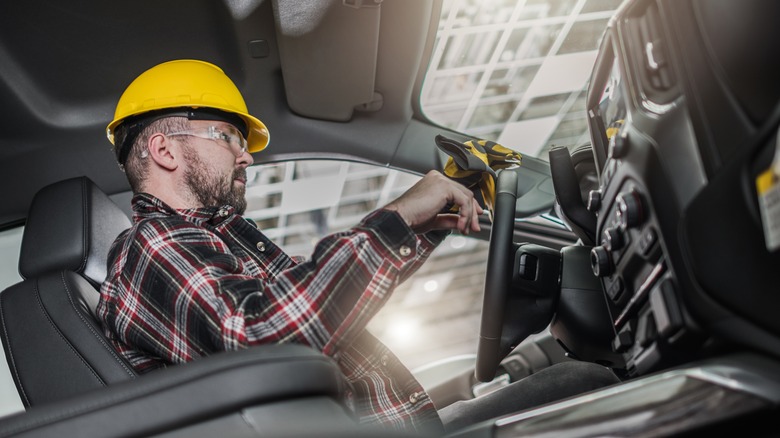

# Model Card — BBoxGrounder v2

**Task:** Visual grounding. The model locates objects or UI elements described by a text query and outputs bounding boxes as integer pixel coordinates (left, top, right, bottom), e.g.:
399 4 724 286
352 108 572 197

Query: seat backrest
0 176 137 407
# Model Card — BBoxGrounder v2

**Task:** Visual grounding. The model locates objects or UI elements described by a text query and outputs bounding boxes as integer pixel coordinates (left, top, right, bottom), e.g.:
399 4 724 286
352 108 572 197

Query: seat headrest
19 177 131 286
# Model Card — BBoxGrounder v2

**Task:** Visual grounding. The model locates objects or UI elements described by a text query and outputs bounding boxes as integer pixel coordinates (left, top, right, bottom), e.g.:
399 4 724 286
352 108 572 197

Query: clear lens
210 126 248 156
168 126 248 157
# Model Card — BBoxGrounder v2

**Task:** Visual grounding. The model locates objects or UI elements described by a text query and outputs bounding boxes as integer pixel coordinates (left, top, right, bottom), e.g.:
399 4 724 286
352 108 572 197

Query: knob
611 131 630 159
603 226 625 251
587 190 602 212
591 246 613 277
616 190 645 229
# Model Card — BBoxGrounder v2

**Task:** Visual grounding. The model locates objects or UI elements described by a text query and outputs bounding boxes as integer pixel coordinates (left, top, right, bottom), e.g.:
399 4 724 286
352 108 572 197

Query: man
98 59 482 433
99 59 619 435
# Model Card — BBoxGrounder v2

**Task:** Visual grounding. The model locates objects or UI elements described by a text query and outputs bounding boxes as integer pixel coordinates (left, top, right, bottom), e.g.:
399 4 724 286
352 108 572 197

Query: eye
210 129 231 144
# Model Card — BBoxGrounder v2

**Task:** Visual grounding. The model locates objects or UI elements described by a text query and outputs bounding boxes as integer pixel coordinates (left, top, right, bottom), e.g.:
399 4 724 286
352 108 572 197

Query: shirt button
409 391 424 405
380 354 389 367
399 245 412 257
218 208 229 217
256 242 266 252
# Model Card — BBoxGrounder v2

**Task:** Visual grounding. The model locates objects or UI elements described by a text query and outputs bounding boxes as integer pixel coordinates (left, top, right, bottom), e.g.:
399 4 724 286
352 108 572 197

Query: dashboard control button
650 279 683 337
611 131 630 159
603 226 625 251
601 159 617 190
607 276 624 301
636 313 657 348
639 227 658 255
612 328 633 353
616 190 645 229
591 246 613 277
607 276 624 300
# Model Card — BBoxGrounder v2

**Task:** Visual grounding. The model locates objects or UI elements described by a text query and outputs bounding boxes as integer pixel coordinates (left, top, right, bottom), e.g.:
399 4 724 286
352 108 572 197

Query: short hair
113 117 189 192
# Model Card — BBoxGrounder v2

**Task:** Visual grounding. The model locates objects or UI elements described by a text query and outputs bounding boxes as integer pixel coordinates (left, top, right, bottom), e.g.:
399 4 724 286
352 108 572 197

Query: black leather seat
0 176 137 406
0 176 357 437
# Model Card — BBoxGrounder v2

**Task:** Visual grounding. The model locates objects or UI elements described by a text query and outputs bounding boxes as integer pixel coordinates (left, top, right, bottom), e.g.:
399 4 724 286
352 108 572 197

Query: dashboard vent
628 1 677 106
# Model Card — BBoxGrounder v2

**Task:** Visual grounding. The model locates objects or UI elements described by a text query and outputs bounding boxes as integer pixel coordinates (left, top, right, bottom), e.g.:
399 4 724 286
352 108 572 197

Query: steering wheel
475 169 562 382
476 169 519 382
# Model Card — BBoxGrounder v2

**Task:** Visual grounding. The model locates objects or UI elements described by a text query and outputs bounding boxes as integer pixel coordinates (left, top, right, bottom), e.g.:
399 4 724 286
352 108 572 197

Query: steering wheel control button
616 190 645 229
399 245 412 257
517 253 538 280
591 246 613 277
502 357 530 380
256 241 266 252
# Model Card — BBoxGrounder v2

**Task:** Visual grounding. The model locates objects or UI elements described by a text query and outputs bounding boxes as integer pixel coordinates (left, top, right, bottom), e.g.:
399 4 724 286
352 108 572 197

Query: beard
182 146 248 215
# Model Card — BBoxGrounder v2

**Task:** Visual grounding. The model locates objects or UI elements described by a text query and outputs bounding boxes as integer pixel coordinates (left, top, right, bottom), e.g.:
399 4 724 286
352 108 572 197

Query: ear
147 133 179 171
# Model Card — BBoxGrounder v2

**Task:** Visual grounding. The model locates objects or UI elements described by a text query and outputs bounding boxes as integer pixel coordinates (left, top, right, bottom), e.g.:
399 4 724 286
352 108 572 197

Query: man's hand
384 170 484 234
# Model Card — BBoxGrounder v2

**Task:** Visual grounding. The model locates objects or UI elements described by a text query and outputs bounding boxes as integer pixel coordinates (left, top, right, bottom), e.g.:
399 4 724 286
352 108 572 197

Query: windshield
420 0 622 160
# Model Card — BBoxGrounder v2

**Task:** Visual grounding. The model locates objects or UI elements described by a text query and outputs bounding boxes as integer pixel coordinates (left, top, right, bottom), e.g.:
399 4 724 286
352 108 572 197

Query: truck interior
1 0 779 436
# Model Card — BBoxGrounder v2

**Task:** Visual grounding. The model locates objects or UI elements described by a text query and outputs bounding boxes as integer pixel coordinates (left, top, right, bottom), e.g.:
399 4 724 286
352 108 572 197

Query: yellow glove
436 135 522 217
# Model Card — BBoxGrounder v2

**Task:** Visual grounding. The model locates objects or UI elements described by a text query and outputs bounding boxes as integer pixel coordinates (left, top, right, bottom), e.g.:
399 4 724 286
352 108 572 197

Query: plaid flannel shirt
97 193 446 433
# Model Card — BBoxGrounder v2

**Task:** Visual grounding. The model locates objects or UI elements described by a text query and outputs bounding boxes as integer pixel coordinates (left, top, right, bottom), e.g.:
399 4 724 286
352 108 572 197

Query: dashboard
576 0 778 376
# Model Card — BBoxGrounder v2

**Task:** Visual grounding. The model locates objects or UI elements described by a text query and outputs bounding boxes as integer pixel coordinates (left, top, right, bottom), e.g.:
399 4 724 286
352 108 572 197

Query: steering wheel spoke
476 169 562 382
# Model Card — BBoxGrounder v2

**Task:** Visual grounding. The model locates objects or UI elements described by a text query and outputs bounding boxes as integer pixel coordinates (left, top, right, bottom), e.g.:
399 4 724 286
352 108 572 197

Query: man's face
178 120 251 214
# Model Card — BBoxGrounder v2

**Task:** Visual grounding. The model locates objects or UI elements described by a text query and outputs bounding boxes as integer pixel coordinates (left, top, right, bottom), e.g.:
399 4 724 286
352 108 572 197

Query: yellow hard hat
107 59 269 161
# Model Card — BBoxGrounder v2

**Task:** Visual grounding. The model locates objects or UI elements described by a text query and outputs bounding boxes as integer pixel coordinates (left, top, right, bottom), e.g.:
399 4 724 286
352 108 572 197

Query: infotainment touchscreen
587 38 628 169
598 56 626 144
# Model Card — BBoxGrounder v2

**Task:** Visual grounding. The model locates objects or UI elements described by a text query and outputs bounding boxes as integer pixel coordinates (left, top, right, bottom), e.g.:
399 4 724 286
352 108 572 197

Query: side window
0 226 25 418
369 233 489 369
0 226 23 291
245 161 489 369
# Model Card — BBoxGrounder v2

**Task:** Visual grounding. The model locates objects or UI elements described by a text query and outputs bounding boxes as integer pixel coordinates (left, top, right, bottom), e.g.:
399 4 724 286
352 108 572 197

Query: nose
237 149 254 167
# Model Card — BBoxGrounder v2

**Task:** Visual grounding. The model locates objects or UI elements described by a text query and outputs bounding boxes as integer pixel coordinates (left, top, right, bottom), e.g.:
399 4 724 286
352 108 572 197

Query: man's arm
103 210 442 364
102 171 478 364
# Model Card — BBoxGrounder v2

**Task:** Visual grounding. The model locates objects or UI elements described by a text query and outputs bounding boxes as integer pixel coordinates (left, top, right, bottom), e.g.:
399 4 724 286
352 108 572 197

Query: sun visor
272 0 381 121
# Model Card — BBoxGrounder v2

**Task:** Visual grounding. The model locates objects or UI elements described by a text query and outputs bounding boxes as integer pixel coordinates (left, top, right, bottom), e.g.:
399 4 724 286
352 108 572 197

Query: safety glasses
167 125 248 157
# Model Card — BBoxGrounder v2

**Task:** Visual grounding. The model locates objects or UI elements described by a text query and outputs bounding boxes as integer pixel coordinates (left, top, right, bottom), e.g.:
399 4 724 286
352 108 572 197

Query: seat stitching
0 292 31 406
78 179 90 273
33 276 106 387
61 271 136 378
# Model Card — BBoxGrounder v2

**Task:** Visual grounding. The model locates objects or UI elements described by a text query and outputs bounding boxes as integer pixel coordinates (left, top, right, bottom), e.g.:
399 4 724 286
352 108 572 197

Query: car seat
0 176 137 406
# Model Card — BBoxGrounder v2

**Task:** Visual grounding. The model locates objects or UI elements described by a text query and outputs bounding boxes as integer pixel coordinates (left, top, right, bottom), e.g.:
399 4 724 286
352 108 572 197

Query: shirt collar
131 193 236 226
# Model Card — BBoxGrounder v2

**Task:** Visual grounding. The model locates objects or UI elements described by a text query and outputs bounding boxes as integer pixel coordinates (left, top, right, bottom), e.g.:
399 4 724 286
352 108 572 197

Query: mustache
233 168 247 182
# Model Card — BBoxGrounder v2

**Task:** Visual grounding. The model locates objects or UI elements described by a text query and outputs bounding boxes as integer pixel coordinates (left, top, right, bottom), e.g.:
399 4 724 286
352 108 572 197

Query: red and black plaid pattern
98 193 445 433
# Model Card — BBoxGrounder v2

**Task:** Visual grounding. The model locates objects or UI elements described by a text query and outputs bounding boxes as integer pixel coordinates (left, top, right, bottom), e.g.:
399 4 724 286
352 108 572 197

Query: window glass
0 227 23 291
0 226 25 418
557 18 611 54
421 0 621 161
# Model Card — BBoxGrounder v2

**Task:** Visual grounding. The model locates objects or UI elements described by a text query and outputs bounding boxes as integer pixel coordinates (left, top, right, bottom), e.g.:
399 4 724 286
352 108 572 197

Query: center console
578 0 707 377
